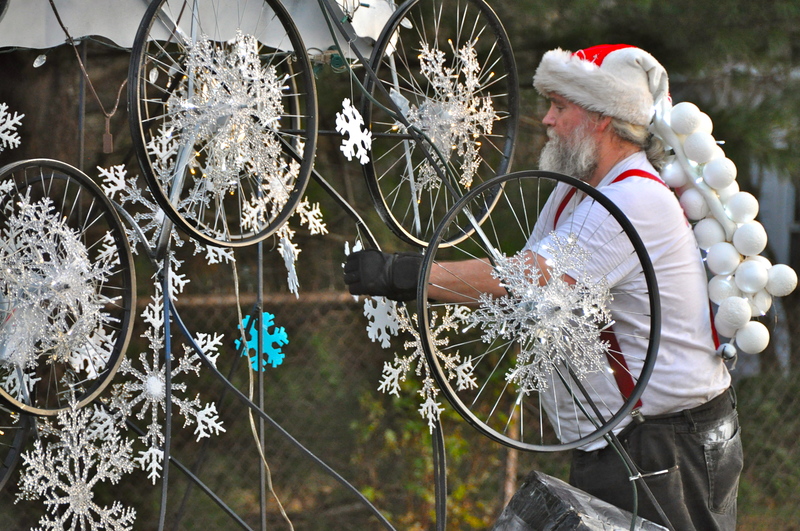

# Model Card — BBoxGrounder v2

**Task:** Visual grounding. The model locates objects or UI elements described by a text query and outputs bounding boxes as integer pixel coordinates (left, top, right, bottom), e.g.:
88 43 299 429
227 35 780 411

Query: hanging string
47 0 126 153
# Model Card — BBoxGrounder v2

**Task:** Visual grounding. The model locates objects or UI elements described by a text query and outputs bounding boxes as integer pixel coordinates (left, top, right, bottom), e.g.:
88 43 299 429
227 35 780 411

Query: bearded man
345 44 741 530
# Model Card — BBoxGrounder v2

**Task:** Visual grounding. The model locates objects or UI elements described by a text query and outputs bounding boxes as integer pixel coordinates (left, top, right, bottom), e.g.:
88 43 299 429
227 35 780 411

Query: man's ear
594 114 613 132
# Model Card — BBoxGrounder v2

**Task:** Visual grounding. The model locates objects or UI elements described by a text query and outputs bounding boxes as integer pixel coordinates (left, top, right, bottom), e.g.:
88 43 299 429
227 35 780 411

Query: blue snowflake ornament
234 312 289 371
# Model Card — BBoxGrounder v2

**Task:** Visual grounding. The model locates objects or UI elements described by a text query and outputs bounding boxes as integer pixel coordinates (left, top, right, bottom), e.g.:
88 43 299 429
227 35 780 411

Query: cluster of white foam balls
657 101 798 356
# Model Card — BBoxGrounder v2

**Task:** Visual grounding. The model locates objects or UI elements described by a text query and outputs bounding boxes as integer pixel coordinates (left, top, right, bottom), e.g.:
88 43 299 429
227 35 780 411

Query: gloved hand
343 249 423 301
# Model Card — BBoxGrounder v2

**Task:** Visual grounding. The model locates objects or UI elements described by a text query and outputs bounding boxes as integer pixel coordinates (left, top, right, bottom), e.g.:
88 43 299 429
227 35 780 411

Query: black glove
344 249 422 301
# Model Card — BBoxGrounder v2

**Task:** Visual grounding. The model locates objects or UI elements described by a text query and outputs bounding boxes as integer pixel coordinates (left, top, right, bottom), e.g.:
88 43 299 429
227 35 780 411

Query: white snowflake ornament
363 297 400 349
336 98 373 164
109 281 225 483
0 102 24 152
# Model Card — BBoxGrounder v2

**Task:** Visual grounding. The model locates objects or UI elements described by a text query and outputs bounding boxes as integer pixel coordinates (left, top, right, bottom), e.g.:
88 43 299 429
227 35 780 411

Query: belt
644 387 736 422
617 387 737 440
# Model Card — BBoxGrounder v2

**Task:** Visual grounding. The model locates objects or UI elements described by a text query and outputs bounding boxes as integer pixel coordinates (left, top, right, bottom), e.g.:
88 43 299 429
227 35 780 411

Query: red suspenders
553 169 664 408
551 168 720 410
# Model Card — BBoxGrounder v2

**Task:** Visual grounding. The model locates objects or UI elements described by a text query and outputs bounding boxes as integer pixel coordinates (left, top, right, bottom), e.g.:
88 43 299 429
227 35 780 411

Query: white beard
538 122 599 182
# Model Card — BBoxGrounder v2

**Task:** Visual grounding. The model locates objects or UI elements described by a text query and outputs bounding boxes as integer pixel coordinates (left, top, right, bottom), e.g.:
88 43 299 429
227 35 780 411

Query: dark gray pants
569 388 742 531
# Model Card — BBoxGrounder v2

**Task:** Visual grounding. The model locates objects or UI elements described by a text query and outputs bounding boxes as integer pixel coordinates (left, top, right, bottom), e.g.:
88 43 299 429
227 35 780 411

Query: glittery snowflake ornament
0 191 119 399
378 305 473 432
155 30 300 239
17 400 136 531
391 41 497 191
109 280 225 483
466 235 612 393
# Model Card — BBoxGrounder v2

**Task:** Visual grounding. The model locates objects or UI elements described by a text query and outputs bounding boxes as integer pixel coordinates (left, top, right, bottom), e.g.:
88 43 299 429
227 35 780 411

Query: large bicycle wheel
0 159 136 416
419 171 660 452
129 0 318 248
362 0 519 247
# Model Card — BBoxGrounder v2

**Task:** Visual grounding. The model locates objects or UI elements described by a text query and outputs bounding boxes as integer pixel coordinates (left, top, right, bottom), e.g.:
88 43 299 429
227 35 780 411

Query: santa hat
533 44 669 126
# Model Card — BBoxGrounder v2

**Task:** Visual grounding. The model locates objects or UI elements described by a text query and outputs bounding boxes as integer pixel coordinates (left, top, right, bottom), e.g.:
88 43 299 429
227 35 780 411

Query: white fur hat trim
533 45 669 126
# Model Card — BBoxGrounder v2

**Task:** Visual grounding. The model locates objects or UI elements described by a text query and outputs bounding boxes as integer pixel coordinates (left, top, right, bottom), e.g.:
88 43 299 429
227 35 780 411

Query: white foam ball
716 296 752 329
703 158 737 190
714 314 739 339
706 242 741 276
726 192 759 223
683 132 718 164
734 259 769 293
679 188 710 220
732 221 768 256
745 255 772 269
660 161 690 189
697 112 714 134
711 144 726 161
765 264 798 297
694 218 727 250
670 102 704 135
717 181 740 203
735 321 770 354
747 290 773 316
708 275 742 304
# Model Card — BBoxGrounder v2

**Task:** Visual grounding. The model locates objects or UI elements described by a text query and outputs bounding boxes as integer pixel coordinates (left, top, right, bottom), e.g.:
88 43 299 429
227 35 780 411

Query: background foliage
2 0 800 529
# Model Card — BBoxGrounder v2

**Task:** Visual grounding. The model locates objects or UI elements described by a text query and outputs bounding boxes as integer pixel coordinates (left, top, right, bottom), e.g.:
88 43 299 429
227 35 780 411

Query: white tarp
0 0 397 53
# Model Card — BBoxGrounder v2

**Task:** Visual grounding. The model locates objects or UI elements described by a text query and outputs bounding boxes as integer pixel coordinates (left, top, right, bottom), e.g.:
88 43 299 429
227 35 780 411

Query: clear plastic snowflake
274 198 328 297
0 101 24 152
234 312 289 371
393 40 497 191
16 400 136 531
108 280 225 483
465 233 612 394
335 98 373 164
0 191 119 398
161 31 296 232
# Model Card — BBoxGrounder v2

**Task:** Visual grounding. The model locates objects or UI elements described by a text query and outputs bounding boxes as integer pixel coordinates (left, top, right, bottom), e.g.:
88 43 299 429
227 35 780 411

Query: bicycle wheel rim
0 159 136 416
362 0 519 248
128 0 318 248
419 170 660 452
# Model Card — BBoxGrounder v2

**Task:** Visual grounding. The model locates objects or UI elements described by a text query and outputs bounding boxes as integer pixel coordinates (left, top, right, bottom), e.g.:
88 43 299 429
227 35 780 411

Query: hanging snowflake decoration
0 102 24 152
465 234 612 394
336 98 372 164
363 297 400 349
392 40 497 192
378 305 474 432
277 226 301 296
273 198 328 297
234 312 289 371
108 280 225 484
0 191 119 399
16 400 136 531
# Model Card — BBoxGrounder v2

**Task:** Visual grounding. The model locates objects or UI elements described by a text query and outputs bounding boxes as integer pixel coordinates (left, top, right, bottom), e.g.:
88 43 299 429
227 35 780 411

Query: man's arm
427 251 569 304
344 249 570 303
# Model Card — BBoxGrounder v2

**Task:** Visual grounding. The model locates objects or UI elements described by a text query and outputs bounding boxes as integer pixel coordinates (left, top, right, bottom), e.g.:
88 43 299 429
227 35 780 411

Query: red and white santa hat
533 44 669 126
